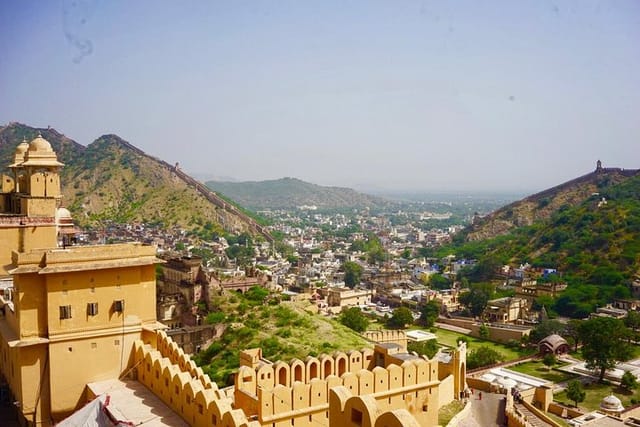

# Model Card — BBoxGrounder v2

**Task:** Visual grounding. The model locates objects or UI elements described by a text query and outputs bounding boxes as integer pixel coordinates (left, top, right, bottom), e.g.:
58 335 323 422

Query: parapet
134 337 258 427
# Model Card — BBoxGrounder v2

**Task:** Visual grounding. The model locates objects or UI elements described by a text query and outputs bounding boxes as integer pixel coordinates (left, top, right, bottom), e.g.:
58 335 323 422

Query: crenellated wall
133 334 260 427
363 330 408 348
132 332 465 427
235 353 440 427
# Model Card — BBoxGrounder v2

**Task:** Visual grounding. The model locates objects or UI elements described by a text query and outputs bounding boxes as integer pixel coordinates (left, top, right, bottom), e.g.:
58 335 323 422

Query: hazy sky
1 1 638 193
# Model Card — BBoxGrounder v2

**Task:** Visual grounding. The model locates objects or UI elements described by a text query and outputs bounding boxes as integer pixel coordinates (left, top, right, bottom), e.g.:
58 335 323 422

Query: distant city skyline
1 1 638 193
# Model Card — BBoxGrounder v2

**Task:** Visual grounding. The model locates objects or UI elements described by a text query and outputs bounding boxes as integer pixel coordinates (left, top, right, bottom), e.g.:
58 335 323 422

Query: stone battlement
133 336 259 427
133 331 466 427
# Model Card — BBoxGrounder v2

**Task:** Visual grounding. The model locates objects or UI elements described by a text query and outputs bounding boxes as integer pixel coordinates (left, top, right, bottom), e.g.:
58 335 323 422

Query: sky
1 1 638 193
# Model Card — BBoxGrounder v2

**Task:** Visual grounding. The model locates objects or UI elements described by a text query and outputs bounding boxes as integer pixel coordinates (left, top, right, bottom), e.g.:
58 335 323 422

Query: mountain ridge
206 176 391 210
464 162 640 241
0 123 269 239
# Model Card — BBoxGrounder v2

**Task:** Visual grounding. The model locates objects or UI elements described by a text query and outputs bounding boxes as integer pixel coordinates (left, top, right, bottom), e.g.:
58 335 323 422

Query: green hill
0 123 266 237
442 172 640 318
194 288 371 386
465 164 638 241
206 177 390 210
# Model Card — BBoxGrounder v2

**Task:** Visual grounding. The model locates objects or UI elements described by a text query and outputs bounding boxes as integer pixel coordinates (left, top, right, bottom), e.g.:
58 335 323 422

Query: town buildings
0 136 468 426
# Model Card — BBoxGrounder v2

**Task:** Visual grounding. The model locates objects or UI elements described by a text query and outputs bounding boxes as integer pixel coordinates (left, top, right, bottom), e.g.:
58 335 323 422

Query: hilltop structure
0 136 467 426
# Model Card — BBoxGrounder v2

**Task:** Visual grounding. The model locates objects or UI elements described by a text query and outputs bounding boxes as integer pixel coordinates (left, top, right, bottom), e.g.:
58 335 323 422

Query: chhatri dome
28 133 53 152
55 207 73 224
600 394 624 414
10 138 30 167
21 134 63 167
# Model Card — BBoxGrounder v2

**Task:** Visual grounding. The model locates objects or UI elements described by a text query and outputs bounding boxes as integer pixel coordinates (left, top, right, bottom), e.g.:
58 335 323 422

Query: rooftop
86 379 189 427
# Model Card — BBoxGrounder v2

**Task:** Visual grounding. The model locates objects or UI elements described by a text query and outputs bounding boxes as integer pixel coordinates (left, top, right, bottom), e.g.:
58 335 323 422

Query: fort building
0 136 165 425
0 136 467 426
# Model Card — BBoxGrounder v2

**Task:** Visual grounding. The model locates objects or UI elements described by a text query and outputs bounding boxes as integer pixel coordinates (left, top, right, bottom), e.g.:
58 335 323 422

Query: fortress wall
238 348 376 392
363 330 408 348
133 340 259 427
155 330 214 389
134 333 459 427
244 359 439 426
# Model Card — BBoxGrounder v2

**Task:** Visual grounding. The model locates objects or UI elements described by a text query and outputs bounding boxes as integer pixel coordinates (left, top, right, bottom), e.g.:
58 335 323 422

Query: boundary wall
362 330 407 348
235 348 441 427
133 332 260 427
130 331 461 427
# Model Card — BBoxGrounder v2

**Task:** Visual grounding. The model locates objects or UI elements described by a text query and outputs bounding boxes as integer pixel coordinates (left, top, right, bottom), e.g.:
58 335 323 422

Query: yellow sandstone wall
133 332 448 427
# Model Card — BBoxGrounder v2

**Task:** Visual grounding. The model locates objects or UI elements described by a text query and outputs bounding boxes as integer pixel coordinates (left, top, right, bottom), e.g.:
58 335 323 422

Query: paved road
456 392 507 427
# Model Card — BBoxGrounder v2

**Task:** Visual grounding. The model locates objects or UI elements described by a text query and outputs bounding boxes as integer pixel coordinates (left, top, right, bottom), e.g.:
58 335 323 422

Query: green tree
579 317 632 382
339 307 369 333
625 311 640 341
419 300 441 327
479 324 490 340
566 379 586 407
621 370 638 391
408 339 439 359
543 353 557 371
459 283 493 317
467 346 504 370
343 261 363 288
428 274 451 290
530 319 565 344
563 319 583 352
387 307 414 329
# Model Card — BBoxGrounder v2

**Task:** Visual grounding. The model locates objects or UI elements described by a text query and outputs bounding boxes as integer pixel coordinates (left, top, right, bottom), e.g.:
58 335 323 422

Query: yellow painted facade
134 331 467 427
0 136 164 425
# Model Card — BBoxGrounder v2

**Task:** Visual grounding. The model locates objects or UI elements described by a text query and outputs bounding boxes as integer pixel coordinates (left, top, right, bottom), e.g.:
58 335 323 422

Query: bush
276 328 292 338
206 311 226 324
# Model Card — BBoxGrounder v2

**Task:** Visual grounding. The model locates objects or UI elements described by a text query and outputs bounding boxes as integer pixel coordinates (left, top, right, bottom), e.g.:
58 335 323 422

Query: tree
343 261 363 288
467 346 504 370
530 319 565 343
419 300 441 327
408 339 439 359
621 370 638 391
459 284 493 317
479 324 490 340
563 319 583 352
543 353 557 371
579 317 632 382
428 274 451 291
387 307 414 329
566 380 586 407
339 307 369 333
624 311 640 342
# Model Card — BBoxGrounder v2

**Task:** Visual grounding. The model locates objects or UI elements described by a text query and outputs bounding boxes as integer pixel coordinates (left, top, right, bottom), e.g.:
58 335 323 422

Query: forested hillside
439 174 640 318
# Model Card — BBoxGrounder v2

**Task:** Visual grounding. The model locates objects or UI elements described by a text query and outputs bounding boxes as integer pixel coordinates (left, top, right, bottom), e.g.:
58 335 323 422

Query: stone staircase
513 403 554 427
